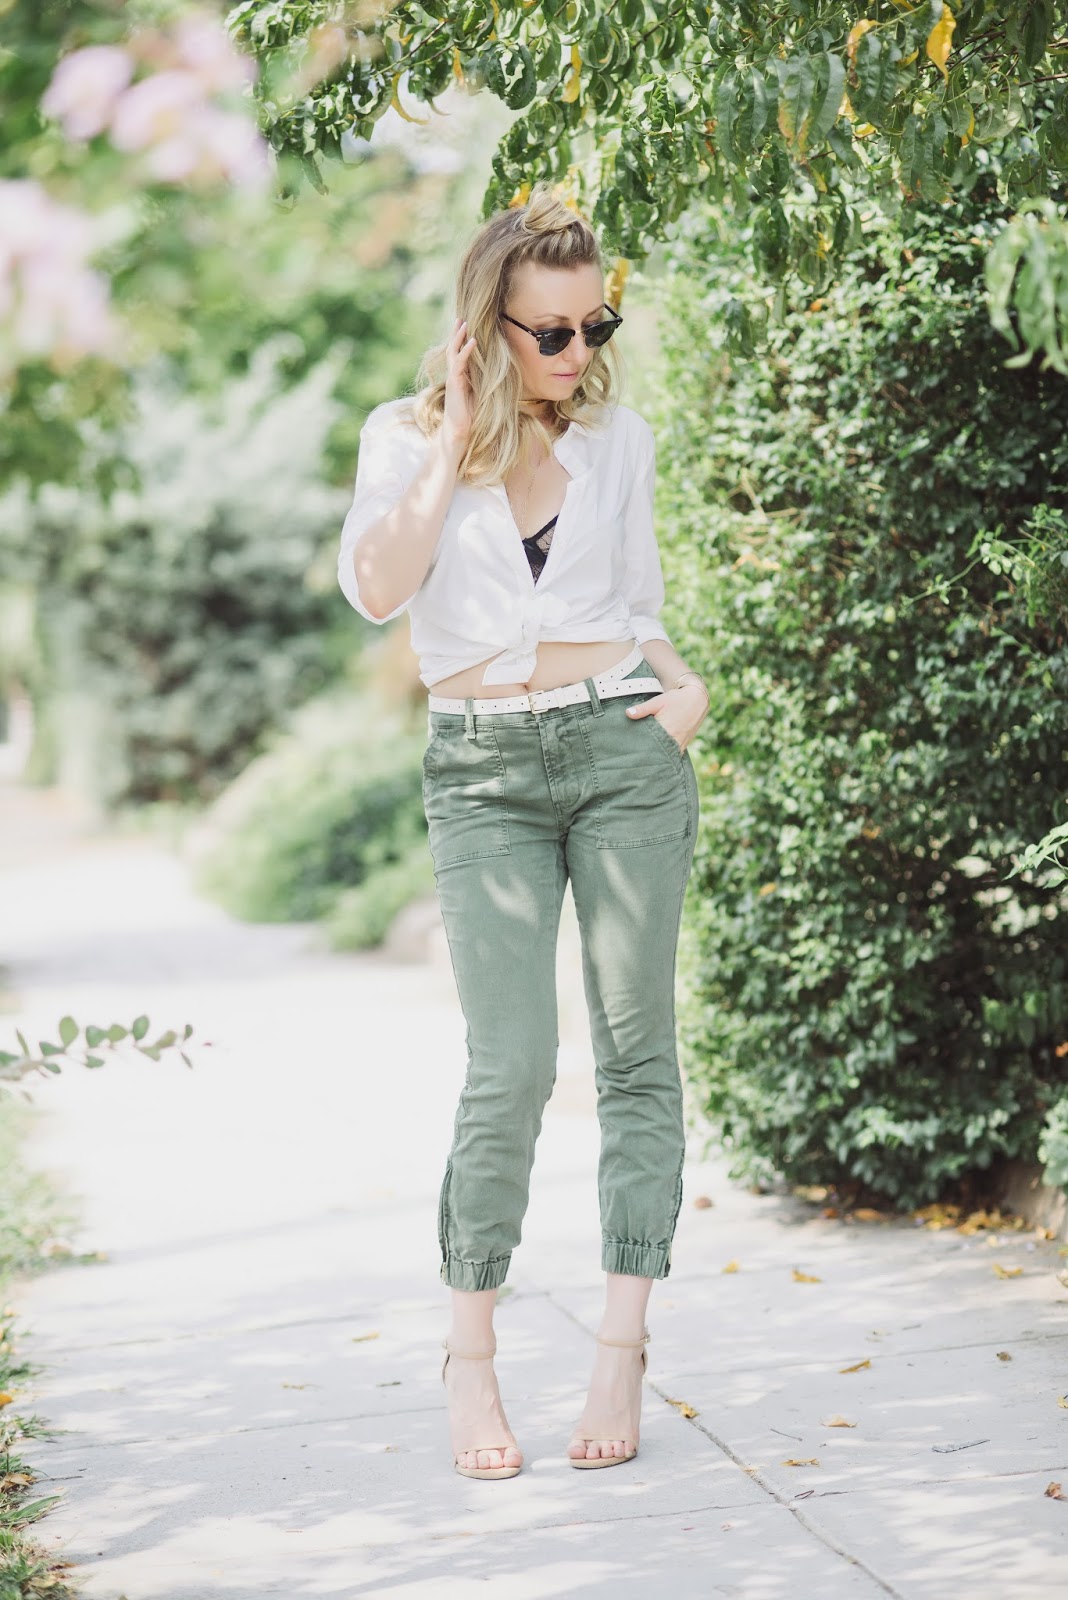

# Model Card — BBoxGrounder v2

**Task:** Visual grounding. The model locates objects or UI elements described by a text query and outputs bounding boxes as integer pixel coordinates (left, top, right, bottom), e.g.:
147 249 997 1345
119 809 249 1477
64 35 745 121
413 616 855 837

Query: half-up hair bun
517 180 586 236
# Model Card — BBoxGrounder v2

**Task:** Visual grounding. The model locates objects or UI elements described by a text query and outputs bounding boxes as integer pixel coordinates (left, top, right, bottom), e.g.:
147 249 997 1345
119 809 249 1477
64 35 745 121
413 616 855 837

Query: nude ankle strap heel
569 1328 651 1471
441 1339 522 1481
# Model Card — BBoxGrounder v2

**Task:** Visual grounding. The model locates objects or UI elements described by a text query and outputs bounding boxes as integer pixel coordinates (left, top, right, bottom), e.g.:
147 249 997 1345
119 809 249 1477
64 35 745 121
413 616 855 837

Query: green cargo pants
422 651 699 1290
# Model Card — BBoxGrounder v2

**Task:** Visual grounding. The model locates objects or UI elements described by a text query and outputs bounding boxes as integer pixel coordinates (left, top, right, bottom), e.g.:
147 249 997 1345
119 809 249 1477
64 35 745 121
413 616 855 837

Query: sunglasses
499 300 623 357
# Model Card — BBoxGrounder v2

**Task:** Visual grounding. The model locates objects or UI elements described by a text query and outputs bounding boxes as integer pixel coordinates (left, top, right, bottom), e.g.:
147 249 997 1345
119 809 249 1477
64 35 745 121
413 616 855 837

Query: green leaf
85 1025 106 1047
85 1054 105 1068
132 1014 150 1040
58 1015 78 1046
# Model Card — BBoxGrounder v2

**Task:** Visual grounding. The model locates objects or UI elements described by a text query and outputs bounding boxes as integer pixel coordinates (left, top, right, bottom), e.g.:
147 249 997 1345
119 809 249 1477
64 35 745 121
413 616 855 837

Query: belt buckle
526 686 554 714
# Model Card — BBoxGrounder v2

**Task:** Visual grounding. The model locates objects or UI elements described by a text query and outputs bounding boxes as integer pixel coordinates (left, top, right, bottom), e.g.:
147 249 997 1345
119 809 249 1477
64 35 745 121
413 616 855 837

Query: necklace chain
508 421 563 539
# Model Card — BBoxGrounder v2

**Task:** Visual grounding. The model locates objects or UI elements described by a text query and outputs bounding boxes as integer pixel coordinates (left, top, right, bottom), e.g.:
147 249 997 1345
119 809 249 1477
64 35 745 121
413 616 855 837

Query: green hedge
189 686 428 929
657 183 1068 1209
1 340 351 807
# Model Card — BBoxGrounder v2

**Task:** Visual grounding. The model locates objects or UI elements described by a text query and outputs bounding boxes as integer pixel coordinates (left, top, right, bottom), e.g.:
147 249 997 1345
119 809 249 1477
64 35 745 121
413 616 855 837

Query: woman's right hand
441 315 476 456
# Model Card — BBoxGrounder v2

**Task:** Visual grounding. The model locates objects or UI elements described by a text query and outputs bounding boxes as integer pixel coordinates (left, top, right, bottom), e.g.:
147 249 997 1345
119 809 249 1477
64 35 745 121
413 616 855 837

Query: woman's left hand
625 682 709 754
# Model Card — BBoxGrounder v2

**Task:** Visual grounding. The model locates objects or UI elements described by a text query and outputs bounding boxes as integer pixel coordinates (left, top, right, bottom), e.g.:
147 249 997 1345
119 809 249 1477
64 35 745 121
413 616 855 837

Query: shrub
188 685 428 926
324 845 436 950
1 338 352 807
656 184 1068 1209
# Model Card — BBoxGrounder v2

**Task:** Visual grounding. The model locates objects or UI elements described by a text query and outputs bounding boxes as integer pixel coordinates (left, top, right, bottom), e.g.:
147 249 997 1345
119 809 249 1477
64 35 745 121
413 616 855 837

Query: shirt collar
551 407 610 480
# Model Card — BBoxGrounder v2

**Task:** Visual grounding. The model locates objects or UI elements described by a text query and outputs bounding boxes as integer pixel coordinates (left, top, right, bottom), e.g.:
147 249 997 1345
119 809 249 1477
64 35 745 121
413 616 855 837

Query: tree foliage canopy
230 0 1068 367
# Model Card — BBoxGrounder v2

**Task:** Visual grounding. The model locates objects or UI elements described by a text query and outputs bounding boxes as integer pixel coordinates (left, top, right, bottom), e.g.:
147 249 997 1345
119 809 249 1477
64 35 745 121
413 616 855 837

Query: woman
337 183 709 1481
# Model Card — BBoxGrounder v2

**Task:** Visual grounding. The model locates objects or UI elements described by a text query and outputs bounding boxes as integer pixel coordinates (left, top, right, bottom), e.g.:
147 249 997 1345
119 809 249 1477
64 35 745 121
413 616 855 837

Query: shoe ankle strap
595 1327 651 1348
442 1339 496 1358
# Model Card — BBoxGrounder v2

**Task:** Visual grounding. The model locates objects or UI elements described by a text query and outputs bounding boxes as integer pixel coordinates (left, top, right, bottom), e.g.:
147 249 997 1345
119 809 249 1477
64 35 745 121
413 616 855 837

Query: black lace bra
521 513 558 583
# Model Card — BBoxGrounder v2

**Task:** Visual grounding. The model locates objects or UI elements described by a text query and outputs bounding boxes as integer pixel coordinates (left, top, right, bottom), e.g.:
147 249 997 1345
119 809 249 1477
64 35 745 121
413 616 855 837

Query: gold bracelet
673 669 709 701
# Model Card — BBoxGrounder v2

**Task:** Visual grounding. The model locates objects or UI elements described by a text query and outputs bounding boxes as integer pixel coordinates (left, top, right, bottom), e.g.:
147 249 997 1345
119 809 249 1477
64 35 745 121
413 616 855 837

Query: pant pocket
423 725 511 868
591 702 692 849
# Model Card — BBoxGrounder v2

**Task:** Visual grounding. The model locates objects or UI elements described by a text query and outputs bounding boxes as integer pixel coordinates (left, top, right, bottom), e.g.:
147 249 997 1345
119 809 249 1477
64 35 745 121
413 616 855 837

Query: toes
476 1449 500 1469
503 1445 523 1468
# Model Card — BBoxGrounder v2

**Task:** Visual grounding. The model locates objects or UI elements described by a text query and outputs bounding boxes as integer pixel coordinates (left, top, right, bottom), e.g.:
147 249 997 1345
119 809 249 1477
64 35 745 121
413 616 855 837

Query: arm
619 418 709 744
337 406 464 623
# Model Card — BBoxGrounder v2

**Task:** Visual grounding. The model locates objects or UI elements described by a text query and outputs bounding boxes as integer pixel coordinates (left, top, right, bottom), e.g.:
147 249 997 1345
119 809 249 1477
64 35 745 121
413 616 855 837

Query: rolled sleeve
337 403 423 624
619 418 671 645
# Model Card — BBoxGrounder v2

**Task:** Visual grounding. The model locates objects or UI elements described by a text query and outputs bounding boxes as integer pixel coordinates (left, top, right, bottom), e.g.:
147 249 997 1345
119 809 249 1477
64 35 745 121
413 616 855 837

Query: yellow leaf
820 1416 857 1427
666 1397 699 1418
509 182 532 209
390 77 429 125
452 46 464 85
759 882 777 895
1057 1395 1068 1408
846 19 876 62
839 1357 871 1372
792 1268 821 1282
925 4 956 82
901 48 918 65
996 1351 1013 1361
782 1456 821 1466
722 1258 740 1272
1046 1480 1066 1499
352 1330 380 1342
489 0 499 40
562 43 582 104
992 1262 1023 1278
604 257 629 309
0 1390 13 1406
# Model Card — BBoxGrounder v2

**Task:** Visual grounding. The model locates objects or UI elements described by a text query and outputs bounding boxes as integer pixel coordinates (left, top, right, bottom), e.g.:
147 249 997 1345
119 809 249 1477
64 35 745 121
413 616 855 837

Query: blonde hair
399 181 625 483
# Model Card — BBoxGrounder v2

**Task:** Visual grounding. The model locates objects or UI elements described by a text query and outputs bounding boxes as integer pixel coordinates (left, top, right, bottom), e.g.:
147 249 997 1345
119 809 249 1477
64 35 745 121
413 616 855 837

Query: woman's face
500 261 608 409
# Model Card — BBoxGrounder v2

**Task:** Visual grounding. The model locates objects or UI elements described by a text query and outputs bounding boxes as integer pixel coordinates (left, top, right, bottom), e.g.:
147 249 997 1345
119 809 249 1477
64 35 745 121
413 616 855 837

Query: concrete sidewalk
3 785 1067 1599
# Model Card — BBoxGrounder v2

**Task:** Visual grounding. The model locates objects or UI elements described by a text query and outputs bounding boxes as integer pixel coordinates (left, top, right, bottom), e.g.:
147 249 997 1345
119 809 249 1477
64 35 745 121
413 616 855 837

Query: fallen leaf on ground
996 1351 1012 1361
820 1416 856 1428
1045 1481 1065 1499
665 1397 699 1418
722 1259 740 1273
693 1195 714 1209
851 1208 886 1222
1057 1395 1068 1408
782 1457 820 1467
839 1358 871 1373
992 1263 1023 1278
792 1269 821 1283
352 1331 380 1342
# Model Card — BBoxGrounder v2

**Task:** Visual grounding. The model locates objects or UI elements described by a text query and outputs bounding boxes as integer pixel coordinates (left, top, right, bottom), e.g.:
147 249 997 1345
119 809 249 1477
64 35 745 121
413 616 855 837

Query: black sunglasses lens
584 320 618 347
538 330 571 356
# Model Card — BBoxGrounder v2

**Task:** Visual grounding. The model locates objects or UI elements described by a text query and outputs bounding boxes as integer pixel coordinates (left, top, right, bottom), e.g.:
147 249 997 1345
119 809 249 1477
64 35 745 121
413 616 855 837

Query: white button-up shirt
336 396 672 687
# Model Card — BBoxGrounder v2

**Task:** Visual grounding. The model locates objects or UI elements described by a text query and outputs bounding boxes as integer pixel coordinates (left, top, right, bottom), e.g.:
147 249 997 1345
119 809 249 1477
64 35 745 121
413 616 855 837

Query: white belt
427 641 662 716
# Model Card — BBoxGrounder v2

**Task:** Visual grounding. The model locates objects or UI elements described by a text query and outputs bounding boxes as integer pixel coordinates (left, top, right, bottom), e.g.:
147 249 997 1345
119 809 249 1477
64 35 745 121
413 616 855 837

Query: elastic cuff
440 1254 511 1291
602 1240 672 1279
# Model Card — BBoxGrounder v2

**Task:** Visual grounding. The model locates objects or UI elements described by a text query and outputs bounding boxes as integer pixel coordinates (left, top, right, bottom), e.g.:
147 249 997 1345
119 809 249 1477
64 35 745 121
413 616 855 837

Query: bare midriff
428 638 640 699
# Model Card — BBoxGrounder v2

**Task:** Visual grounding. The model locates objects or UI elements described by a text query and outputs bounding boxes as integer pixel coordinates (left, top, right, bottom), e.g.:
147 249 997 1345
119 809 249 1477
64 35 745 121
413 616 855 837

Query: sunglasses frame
499 300 623 358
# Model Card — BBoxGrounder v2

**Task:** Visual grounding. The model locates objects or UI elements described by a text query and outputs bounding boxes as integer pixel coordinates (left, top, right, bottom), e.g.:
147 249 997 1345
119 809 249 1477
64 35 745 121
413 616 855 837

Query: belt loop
584 675 605 716
464 696 477 741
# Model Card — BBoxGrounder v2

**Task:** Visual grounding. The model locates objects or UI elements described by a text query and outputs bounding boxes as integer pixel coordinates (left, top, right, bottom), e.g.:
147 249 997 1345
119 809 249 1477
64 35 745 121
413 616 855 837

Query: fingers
625 696 666 716
450 316 476 359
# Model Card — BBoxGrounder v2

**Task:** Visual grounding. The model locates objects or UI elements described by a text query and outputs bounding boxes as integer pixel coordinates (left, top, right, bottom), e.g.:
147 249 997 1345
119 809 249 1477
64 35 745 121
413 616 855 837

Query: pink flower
172 11 257 94
109 70 206 153
0 180 120 368
40 44 134 141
